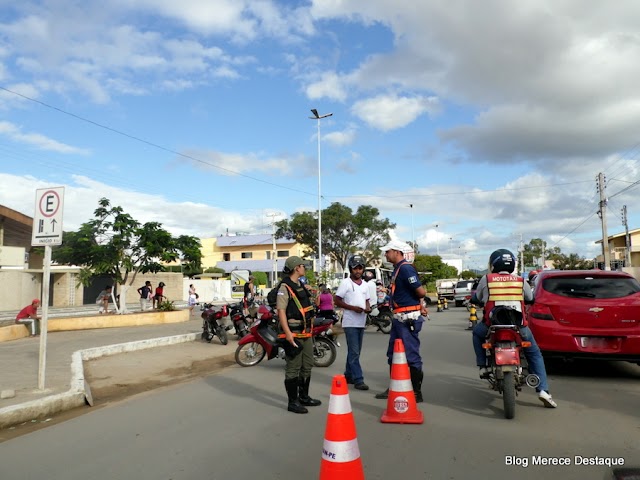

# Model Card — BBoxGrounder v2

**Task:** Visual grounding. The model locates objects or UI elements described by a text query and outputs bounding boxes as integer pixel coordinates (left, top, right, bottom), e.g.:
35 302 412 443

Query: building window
266 251 271 260
223 253 230 261
242 252 253 259
277 250 289 257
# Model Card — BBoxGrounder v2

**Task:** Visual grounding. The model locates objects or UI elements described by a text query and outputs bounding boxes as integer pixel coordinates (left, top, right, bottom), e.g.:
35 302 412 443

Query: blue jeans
386 317 424 370
343 327 366 384
472 322 550 393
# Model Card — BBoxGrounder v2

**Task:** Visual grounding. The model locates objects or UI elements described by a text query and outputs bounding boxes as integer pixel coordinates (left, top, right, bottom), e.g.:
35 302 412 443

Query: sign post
32 187 65 390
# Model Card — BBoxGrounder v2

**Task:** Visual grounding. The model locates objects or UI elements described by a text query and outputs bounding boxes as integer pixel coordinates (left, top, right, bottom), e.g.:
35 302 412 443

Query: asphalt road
0 309 638 480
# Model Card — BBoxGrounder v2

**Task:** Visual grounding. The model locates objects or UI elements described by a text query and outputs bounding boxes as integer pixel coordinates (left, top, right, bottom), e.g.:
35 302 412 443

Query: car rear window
456 281 471 289
541 276 640 299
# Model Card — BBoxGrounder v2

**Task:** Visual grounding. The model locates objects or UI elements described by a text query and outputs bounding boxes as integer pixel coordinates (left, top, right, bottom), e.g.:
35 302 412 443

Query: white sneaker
538 391 557 408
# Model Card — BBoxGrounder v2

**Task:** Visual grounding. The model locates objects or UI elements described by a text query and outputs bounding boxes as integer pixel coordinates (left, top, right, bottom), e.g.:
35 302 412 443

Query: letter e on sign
32 187 65 246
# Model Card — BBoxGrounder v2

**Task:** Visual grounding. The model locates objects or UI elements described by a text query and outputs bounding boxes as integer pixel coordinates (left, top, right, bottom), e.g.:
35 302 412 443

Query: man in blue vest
472 249 557 408
375 241 429 403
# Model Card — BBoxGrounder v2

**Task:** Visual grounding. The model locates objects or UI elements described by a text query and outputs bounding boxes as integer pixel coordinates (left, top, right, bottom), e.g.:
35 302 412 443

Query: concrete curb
0 333 199 430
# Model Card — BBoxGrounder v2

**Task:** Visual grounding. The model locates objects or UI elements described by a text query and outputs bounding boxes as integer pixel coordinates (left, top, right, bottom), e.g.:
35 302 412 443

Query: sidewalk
0 311 236 429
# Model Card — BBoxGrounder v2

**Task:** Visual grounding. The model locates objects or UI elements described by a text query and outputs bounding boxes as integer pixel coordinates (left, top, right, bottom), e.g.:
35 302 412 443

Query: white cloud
0 121 90 154
306 72 348 102
0 173 270 237
351 94 438 131
324 126 356 147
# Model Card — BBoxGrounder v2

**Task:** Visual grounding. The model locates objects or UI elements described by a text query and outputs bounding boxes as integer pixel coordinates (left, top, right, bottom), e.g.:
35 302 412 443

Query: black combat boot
285 378 308 414
409 366 424 403
298 376 322 407
375 365 392 399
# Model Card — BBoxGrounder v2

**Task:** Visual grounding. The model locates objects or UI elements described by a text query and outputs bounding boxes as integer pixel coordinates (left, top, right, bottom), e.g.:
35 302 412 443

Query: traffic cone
436 298 442 312
443 298 448 310
467 304 477 330
380 339 424 424
319 375 365 480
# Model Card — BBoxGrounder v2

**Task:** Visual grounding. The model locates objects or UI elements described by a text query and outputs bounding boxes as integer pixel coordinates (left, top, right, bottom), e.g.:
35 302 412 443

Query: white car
453 280 474 307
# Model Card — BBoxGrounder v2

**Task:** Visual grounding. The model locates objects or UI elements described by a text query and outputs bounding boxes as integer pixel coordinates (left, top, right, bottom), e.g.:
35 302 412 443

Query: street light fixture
309 109 333 274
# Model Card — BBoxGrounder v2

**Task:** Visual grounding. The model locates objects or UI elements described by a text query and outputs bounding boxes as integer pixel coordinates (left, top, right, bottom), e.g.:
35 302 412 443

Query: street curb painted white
0 333 199 430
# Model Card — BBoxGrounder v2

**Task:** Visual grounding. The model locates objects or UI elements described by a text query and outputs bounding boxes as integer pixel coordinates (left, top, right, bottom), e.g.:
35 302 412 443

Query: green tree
275 202 395 270
460 270 477 279
523 238 561 267
547 252 594 270
53 197 202 312
413 254 459 292
252 271 268 287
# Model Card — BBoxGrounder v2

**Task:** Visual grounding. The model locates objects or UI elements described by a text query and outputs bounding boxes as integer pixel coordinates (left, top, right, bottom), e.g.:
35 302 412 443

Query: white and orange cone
319 375 365 480
380 339 424 424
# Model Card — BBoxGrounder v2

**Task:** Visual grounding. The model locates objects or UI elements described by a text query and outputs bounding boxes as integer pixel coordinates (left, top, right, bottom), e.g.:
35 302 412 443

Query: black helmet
489 249 516 273
348 255 366 271
363 271 375 281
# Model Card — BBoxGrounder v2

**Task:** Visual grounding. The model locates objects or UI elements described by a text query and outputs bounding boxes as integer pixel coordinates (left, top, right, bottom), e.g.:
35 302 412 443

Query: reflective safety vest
390 261 422 314
483 273 528 326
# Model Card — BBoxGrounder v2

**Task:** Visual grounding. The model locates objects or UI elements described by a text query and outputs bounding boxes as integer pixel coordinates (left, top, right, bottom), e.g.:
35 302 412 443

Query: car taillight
529 304 555 321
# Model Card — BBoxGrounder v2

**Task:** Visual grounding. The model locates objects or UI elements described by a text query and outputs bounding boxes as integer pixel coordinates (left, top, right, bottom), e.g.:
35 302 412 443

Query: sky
1 0 640 271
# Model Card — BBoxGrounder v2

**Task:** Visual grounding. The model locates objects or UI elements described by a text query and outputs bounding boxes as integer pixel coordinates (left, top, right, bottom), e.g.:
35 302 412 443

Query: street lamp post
309 109 333 275
434 224 439 256
409 204 415 250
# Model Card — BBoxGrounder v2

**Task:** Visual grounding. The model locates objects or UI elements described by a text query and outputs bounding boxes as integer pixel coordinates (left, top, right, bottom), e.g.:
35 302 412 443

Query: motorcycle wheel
235 342 266 367
201 323 214 343
237 321 249 339
313 337 337 368
502 371 516 420
216 326 229 345
378 313 393 334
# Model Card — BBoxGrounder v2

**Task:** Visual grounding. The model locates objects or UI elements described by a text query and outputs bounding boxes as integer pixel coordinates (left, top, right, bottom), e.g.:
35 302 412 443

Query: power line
0 85 316 198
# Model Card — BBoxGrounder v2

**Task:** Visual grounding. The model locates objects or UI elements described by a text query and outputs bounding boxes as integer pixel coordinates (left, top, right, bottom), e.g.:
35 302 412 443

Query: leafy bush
156 299 176 311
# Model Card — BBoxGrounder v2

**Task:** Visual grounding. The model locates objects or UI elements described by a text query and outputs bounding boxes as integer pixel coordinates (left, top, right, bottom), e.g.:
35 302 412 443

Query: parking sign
32 187 65 246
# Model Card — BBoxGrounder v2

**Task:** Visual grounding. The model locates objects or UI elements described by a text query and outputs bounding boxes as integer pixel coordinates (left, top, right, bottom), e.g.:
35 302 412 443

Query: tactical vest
281 277 315 332
483 273 528 327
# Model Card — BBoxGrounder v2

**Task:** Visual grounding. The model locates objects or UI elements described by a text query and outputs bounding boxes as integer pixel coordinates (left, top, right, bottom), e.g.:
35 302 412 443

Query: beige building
201 234 309 283
594 228 640 267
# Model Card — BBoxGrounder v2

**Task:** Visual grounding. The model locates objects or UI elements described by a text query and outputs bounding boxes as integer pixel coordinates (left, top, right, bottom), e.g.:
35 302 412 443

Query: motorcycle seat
313 317 333 327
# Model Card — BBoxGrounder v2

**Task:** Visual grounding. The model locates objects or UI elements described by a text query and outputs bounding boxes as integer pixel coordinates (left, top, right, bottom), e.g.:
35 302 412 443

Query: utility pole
519 233 524 276
622 205 631 267
266 213 280 287
597 172 611 270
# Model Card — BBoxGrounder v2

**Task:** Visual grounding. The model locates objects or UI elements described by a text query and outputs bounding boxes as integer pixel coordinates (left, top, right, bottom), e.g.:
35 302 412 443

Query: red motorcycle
227 300 251 339
201 303 229 345
234 305 340 368
481 309 540 419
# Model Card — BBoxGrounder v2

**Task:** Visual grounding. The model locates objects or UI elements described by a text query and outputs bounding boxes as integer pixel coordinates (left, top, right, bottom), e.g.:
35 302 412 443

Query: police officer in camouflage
276 256 321 414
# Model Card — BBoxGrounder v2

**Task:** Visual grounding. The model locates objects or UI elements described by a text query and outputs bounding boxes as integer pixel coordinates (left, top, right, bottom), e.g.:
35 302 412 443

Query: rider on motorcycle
471 249 557 408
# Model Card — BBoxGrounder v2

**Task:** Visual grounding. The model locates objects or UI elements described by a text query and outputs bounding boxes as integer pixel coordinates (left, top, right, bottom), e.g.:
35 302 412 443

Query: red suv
527 269 640 363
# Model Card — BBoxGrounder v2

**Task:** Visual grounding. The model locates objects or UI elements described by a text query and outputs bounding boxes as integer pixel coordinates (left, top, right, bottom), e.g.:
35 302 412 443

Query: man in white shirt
335 255 371 390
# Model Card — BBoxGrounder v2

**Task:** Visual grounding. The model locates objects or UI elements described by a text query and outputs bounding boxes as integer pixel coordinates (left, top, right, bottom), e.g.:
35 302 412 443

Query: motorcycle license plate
494 347 520 365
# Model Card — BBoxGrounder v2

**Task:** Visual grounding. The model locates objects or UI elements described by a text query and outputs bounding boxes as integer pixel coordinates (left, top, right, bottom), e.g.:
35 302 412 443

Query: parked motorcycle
201 303 229 345
365 300 393 334
235 305 340 368
481 312 540 419
227 300 251 339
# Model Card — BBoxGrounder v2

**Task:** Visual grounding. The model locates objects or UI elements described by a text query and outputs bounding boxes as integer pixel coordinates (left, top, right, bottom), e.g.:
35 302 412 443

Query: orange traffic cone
380 339 424 424
319 375 365 480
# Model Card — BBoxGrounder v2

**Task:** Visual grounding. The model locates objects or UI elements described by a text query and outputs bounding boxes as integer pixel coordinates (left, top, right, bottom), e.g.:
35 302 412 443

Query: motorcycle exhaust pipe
525 374 540 389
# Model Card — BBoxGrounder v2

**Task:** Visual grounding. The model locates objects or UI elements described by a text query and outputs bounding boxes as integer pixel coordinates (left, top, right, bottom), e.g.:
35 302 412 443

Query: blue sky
1 0 640 271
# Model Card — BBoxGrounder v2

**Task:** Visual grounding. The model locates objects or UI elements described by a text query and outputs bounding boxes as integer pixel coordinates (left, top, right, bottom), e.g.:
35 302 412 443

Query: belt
393 311 421 321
